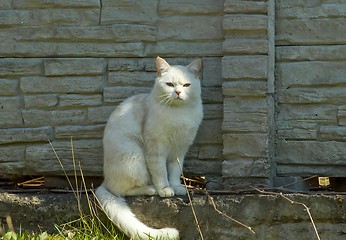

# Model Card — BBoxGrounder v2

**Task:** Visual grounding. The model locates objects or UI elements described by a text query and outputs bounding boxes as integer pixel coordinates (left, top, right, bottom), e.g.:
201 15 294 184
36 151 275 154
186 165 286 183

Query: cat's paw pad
173 186 187 196
158 187 175 198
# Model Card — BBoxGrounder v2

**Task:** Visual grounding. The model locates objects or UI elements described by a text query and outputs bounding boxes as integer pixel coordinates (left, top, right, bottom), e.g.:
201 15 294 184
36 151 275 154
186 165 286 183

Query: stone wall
275 0 346 177
1 0 346 185
221 0 274 187
0 0 224 178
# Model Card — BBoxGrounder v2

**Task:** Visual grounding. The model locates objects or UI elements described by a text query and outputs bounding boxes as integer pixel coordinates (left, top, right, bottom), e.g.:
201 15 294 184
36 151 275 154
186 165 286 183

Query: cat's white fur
95 57 203 240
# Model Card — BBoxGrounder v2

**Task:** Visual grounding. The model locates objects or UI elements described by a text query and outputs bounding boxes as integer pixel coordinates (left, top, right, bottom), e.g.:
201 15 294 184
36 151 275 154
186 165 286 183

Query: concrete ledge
0 192 345 239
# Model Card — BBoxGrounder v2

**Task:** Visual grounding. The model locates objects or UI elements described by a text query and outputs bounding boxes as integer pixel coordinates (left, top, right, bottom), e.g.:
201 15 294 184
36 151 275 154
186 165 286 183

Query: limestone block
33 9 99 25
223 81 267 97
22 109 87 126
12 0 100 8
101 0 158 25
21 76 103 93
108 58 145 71
0 10 33 26
0 127 53 144
223 14 267 33
222 159 270 178
202 58 222 87
24 94 59 108
222 56 267 80
277 104 337 123
17 25 157 43
142 58 197 72
0 41 144 58
103 86 151 103
25 140 103 175
1 9 98 26
0 78 18 95
158 16 223 41
338 106 346 126
277 125 318 141
87 105 116 124
224 0 268 14
159 0 224 15
278 87 346 104
223 97 267 133
223 133 268 159
277 104 337 140
276 164 346 177
145 42 222 57
198 145 223 160
0 59 43 76
276 46 346 62
203 104 223 120
319 126 346 141
59 94 102 107
276 140 346 165
55 124 105 139
184 159 222 176
201 87 223 104
276 61 346 88
108 71 156 87
0 97 23 127
0 1 11 9
0 146 25 175
223 39 268 54
195 119 222 144
276 18 346 45
276 0 346 19
45 58 106 76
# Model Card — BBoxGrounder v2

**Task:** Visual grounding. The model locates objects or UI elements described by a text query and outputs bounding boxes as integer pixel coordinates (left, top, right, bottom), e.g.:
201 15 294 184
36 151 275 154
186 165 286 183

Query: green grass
1 139 127 240
0 198 126 240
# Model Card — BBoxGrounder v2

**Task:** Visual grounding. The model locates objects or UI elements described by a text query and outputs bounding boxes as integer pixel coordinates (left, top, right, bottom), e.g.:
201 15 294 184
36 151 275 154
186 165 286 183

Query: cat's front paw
173 186 187 196
158 187 175 197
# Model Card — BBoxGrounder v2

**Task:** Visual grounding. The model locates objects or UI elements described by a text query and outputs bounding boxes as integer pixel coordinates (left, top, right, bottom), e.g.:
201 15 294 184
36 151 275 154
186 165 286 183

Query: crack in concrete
98 0 103 25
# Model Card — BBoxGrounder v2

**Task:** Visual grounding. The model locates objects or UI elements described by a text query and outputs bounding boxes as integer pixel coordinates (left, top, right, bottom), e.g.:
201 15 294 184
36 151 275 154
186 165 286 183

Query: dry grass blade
177 158 204 240
253 187 320 240
204 191 256 235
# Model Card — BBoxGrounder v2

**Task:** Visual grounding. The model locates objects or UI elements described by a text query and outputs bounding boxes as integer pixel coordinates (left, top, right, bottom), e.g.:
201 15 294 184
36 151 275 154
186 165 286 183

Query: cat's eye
166 82 174 87
183 83 191 87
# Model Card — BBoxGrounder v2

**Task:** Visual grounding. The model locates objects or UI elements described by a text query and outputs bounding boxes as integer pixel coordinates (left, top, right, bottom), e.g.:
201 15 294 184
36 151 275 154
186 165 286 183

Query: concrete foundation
0 192 345 240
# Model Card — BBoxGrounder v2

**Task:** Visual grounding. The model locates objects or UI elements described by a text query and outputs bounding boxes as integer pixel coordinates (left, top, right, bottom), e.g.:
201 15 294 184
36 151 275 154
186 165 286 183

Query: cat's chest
145 106 202 140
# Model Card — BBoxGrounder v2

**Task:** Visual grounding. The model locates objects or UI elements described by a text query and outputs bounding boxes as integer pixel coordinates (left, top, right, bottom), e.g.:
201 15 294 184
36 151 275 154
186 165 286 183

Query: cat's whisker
159 95 172 112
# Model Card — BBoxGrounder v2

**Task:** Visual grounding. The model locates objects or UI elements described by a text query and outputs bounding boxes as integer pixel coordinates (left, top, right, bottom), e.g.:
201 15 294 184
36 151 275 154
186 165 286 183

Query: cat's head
152 57 202 107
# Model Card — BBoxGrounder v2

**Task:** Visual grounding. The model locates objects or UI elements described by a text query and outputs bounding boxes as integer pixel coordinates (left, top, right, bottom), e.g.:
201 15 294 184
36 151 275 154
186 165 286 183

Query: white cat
95 57 203 240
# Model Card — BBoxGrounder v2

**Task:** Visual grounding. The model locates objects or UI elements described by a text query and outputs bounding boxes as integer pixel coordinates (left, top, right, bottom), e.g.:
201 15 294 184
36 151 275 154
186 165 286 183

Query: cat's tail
95 185 179 240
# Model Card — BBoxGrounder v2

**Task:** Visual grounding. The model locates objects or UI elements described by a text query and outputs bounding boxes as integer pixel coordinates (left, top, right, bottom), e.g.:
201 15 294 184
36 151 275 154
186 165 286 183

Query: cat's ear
156 56 170 76
187 59 202 77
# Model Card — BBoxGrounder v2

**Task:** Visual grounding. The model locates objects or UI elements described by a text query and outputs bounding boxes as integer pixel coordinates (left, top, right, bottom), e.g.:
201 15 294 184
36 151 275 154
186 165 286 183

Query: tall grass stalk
176 158 204 240
48 139 126 240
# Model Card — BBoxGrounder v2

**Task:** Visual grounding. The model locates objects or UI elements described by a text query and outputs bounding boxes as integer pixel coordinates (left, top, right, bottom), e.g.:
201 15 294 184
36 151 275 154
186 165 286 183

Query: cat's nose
175 90 181 96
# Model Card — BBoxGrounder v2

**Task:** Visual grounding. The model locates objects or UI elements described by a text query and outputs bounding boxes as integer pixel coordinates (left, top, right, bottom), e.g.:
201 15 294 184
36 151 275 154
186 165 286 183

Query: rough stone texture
221 0 272 185
0 127 53 144
1 192 345 240
44 58 106 76
275 0 346 177
20 76 103 93
223 97 268 133
1 0 346 184
222 55 268 80
25 140 103 175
